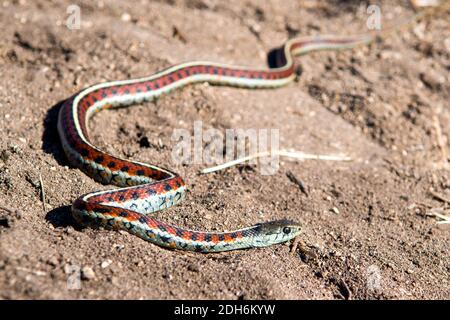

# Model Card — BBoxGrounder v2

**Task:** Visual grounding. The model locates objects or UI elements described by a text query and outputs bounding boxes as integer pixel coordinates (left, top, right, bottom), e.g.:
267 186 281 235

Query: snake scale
57 33 373 252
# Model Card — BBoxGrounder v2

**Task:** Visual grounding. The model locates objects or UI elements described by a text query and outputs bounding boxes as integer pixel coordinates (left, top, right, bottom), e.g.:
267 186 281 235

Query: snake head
249 219 302 248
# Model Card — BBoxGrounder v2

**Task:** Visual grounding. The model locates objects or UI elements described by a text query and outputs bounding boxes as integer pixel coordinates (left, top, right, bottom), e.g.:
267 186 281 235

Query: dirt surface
0 0 449 300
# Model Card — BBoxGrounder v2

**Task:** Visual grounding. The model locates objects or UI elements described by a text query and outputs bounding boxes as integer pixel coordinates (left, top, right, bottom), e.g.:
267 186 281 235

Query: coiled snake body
58 34 372 252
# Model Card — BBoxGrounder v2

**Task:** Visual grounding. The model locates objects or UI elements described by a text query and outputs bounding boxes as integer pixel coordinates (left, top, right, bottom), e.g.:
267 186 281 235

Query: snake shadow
42 98 68 166
42 98 85 230
45 205 81 229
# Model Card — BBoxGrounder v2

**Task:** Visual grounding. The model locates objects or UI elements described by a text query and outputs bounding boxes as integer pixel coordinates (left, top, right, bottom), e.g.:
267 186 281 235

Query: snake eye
283 227 291 234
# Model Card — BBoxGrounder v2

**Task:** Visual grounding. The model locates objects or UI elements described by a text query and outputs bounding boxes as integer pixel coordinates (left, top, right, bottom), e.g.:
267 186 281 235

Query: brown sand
0 0 449 299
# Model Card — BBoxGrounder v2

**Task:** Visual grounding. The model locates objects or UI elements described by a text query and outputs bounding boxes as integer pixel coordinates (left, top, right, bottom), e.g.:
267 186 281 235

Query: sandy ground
0 0 449 299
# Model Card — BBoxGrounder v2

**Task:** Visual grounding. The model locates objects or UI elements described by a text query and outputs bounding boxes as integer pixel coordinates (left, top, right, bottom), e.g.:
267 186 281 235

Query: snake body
57 34 372 252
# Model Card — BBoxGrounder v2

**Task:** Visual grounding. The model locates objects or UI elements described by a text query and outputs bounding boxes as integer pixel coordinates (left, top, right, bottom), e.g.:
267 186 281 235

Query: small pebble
419 71 444 90
114 244 125 251
101 259 112 269
121 12 131 22
81 266 96 280
136 260 144 267
187 263 200 272
64 226 74 235
47 256 59 267
0 150 10 162
108 276 120 285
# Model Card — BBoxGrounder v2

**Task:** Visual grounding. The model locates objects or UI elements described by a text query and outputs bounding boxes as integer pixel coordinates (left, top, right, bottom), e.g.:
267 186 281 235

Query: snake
57 33 374 252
